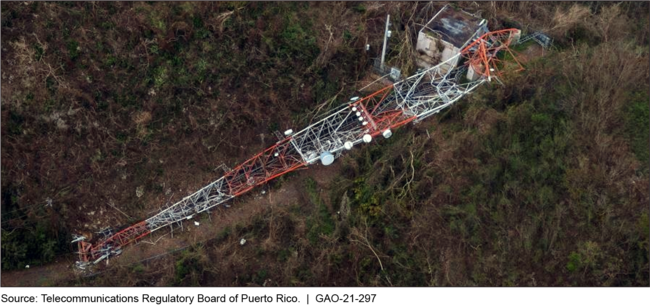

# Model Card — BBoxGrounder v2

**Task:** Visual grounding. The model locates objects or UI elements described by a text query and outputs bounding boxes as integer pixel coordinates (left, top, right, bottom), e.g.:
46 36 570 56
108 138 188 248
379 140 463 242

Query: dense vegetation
1 2 648 286
1 1 375 272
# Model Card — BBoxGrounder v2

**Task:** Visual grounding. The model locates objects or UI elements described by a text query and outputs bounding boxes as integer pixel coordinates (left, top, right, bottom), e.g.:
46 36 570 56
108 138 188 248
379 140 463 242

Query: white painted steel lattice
74 29 524 268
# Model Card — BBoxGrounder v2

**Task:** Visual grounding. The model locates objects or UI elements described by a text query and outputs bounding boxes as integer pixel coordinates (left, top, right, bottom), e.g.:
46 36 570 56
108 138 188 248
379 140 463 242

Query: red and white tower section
73 29 523 268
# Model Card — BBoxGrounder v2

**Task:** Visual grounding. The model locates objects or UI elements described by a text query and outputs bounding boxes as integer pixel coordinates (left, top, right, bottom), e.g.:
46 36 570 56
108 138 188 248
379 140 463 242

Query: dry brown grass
4 1 649 286
594 4 625 44
562 41 648 136
307 2 350 73
549 4 591 37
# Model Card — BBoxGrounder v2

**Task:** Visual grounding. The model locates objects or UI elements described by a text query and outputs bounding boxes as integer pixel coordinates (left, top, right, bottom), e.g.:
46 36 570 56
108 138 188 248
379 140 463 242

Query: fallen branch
108 201 131 219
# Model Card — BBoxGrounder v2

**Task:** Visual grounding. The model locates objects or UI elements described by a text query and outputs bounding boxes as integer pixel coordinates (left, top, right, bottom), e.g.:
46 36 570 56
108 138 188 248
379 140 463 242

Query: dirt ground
1 260 72 287
1 160 342 286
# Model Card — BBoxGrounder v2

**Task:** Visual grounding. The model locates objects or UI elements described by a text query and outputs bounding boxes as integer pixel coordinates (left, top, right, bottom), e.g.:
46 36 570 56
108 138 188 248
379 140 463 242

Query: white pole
380 14 390 71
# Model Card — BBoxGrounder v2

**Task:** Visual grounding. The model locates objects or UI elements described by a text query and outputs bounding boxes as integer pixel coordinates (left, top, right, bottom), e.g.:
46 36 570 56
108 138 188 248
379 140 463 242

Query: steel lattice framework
74 29 523 268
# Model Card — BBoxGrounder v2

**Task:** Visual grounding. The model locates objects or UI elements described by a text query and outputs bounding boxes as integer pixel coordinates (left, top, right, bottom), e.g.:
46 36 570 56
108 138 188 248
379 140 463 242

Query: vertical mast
380 14 390 71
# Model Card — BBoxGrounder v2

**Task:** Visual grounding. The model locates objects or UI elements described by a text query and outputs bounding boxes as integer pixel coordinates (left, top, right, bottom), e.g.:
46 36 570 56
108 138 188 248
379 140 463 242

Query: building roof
421 5 486 48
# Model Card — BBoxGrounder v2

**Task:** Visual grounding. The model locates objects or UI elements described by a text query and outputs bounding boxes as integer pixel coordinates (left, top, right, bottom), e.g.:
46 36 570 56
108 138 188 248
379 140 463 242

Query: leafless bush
594 4 624 43
562 42 647 135
548 4 592 38
389 3 419 75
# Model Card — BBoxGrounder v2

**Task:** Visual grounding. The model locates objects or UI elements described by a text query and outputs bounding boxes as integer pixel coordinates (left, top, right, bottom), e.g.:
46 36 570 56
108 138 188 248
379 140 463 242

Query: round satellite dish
363 134 372 143
356 111 361 117
284 129 293 136
274 152 279 157
358 117 363 121
352 106 357 111
320 152 335 166
362 121 368 126
344 141 354 150
382 129 393 139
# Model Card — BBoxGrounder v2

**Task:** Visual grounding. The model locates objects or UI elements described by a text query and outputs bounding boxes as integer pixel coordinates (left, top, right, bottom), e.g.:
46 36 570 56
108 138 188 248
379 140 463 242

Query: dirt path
2 162 342 286
1 259 75 287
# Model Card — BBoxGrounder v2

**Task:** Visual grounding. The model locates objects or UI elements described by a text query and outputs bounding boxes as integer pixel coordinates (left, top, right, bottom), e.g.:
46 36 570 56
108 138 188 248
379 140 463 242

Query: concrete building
416 5 488 72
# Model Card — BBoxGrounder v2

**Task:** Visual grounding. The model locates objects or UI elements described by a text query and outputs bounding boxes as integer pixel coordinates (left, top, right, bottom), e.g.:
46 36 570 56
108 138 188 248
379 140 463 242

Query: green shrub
624 91 650 172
